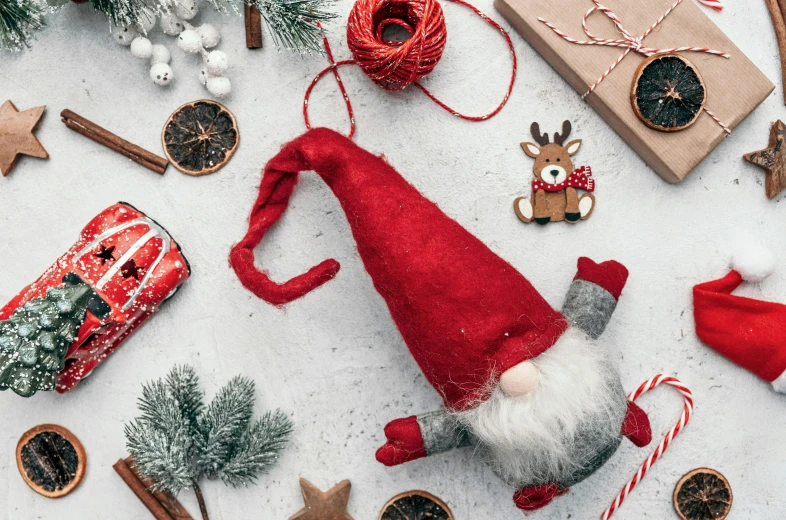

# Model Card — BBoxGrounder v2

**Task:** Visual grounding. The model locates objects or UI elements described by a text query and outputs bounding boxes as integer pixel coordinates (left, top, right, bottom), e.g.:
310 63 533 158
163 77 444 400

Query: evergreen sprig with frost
2 0 335 54
0 0 46 51
125 365 293 520
240 0 335 54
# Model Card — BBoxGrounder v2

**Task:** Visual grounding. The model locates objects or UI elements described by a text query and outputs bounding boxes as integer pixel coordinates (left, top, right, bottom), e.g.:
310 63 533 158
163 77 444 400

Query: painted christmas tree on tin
0 275 108 397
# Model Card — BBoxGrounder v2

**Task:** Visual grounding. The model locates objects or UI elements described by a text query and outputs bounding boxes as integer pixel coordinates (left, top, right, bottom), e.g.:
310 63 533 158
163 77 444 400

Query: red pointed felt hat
693 247 786 392
230 128 568 410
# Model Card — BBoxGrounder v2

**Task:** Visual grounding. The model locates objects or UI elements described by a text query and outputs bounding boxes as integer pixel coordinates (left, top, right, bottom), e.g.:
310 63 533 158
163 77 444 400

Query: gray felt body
416 409 473 455
562 279 617 339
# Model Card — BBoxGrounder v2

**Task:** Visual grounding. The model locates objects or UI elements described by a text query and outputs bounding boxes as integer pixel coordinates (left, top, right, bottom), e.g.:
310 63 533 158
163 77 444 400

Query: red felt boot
376 416 427 466
513 484 568 512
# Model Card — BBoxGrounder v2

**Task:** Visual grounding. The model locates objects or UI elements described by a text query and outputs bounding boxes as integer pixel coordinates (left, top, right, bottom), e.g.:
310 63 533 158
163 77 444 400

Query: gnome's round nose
499 361 540 397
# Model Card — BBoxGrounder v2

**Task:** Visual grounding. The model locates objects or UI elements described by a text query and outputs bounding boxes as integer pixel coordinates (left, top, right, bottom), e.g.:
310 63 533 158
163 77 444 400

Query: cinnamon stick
114 458 194 520
61 109 168 174
766 0 786 104
245 3 263 49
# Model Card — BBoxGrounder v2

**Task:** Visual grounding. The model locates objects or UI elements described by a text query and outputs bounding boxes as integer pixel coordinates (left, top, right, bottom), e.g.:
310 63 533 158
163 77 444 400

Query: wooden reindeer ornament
514 121 595 225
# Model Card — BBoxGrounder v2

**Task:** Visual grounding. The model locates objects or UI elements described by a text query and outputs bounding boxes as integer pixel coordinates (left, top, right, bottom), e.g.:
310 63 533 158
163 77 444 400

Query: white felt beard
453 328 628 488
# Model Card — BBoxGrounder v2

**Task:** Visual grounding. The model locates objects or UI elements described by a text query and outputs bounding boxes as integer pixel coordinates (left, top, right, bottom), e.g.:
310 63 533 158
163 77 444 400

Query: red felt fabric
574 257 628 301
375 416 427 466
512 483 568 511
621 401 652 448
693 270 786 383
230 128 568 410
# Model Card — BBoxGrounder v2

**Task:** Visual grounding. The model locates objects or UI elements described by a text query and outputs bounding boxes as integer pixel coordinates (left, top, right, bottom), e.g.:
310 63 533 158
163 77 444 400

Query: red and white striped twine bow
601 375 694 519
539 0 731 134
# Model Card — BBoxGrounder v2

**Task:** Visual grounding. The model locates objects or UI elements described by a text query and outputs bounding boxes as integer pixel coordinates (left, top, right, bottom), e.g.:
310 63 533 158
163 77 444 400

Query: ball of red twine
304 0 517 138
347 0 447 90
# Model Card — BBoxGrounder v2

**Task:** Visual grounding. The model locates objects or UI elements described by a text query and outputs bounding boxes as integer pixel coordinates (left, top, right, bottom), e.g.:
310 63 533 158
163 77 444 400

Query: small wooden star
94 244 116 264
120 259 143 280
744 120 786 199
289 479 353 520
0 100 48 177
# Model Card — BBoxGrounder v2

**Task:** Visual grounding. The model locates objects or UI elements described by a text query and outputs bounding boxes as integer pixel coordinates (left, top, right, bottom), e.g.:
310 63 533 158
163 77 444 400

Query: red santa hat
693 244 786 393
230 128 570 410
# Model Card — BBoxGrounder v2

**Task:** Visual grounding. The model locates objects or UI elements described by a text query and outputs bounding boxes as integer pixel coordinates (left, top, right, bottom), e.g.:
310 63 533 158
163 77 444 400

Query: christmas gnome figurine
694 244 786 392
230 128 652 512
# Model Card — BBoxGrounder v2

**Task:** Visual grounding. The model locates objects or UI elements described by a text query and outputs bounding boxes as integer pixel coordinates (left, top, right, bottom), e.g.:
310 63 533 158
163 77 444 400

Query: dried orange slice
16 424 86 498
162 100 239 176
632 53 706 132
673 468 733 520
379 490 453 520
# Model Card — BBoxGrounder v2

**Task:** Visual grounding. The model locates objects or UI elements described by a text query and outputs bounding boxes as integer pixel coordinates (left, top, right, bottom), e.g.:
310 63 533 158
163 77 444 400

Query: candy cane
601 375 694 520
696 0 723 11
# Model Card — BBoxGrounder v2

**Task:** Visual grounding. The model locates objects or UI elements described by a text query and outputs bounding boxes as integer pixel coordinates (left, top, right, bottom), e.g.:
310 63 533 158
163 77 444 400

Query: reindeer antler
530 122 550 146
554 120 572 146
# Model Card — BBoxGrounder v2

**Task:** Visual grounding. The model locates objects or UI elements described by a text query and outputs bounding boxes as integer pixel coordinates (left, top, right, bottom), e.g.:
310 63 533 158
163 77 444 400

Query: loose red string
303 0 518 139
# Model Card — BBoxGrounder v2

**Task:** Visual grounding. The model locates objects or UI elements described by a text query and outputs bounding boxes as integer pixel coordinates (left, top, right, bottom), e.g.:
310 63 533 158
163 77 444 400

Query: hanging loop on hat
229 131 343 305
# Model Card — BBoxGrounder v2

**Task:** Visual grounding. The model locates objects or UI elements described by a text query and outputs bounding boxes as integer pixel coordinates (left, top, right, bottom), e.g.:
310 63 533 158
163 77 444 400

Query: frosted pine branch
124 365 292 517
0 0 46 51
219 410 294 487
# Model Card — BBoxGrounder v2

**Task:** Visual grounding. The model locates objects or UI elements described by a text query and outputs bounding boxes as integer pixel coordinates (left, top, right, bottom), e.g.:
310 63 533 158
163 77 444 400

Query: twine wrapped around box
539 0 731 133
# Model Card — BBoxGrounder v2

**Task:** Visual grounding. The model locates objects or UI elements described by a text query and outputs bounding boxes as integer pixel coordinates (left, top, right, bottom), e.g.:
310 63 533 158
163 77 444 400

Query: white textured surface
1 0 786 518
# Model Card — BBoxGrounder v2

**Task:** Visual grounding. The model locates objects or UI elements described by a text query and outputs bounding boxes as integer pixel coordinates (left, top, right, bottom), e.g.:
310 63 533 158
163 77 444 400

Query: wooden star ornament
744 120 786 200
0 101 48 177
289 478 353 520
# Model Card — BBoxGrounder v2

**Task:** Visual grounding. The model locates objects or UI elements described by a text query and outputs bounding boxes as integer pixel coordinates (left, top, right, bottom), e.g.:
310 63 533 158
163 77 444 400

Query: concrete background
1 0 785 518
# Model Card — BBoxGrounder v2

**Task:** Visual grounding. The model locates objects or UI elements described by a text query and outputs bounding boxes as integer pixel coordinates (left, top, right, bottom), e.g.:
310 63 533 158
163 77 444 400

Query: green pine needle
195 375 256 477
0 0 46 52
125 365 292 497
203 0 336 54
219 411 293 487
88 0 151 29
252 0 336 54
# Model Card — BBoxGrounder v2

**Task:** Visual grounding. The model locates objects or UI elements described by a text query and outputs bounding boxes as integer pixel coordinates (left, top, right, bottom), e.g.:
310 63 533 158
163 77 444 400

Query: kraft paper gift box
495 0 774 183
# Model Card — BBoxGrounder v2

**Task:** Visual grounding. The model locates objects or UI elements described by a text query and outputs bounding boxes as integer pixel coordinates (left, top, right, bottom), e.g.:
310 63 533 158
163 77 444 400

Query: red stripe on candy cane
697 0 723 11
539 0 731 134
601 375 694 520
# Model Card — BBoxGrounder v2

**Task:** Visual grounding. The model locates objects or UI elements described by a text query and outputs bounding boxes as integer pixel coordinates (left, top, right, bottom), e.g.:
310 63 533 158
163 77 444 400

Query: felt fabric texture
621 401 652 447
512 483 568 511
230 128 568 410
376 416 428 466
694 270 786 385
562 279 618 340
574 257 628 301
532 166 595 192
415 410 473 456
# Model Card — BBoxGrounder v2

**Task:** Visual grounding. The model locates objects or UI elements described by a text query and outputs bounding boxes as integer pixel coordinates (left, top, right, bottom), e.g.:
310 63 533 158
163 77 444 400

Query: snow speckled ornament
130 37 153 59
177 29 202 53
205 50 228 75
150 63 174 85
206 76 231 98
150 44 171 64
197 23 219 48
113 26 139 46
174 0 198 20
173 17 231 97
160 12 185 36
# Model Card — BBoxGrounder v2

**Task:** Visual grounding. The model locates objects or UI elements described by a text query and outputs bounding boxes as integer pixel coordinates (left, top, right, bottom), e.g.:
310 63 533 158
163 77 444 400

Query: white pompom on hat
731 242 776 282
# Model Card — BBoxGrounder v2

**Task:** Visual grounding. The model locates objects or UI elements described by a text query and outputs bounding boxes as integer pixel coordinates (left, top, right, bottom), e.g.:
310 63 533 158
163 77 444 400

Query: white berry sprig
111 0 231 97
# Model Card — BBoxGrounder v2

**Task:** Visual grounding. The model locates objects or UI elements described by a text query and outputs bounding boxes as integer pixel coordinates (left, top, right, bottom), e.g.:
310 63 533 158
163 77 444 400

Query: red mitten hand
375 416 427 466
621 401 652 448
